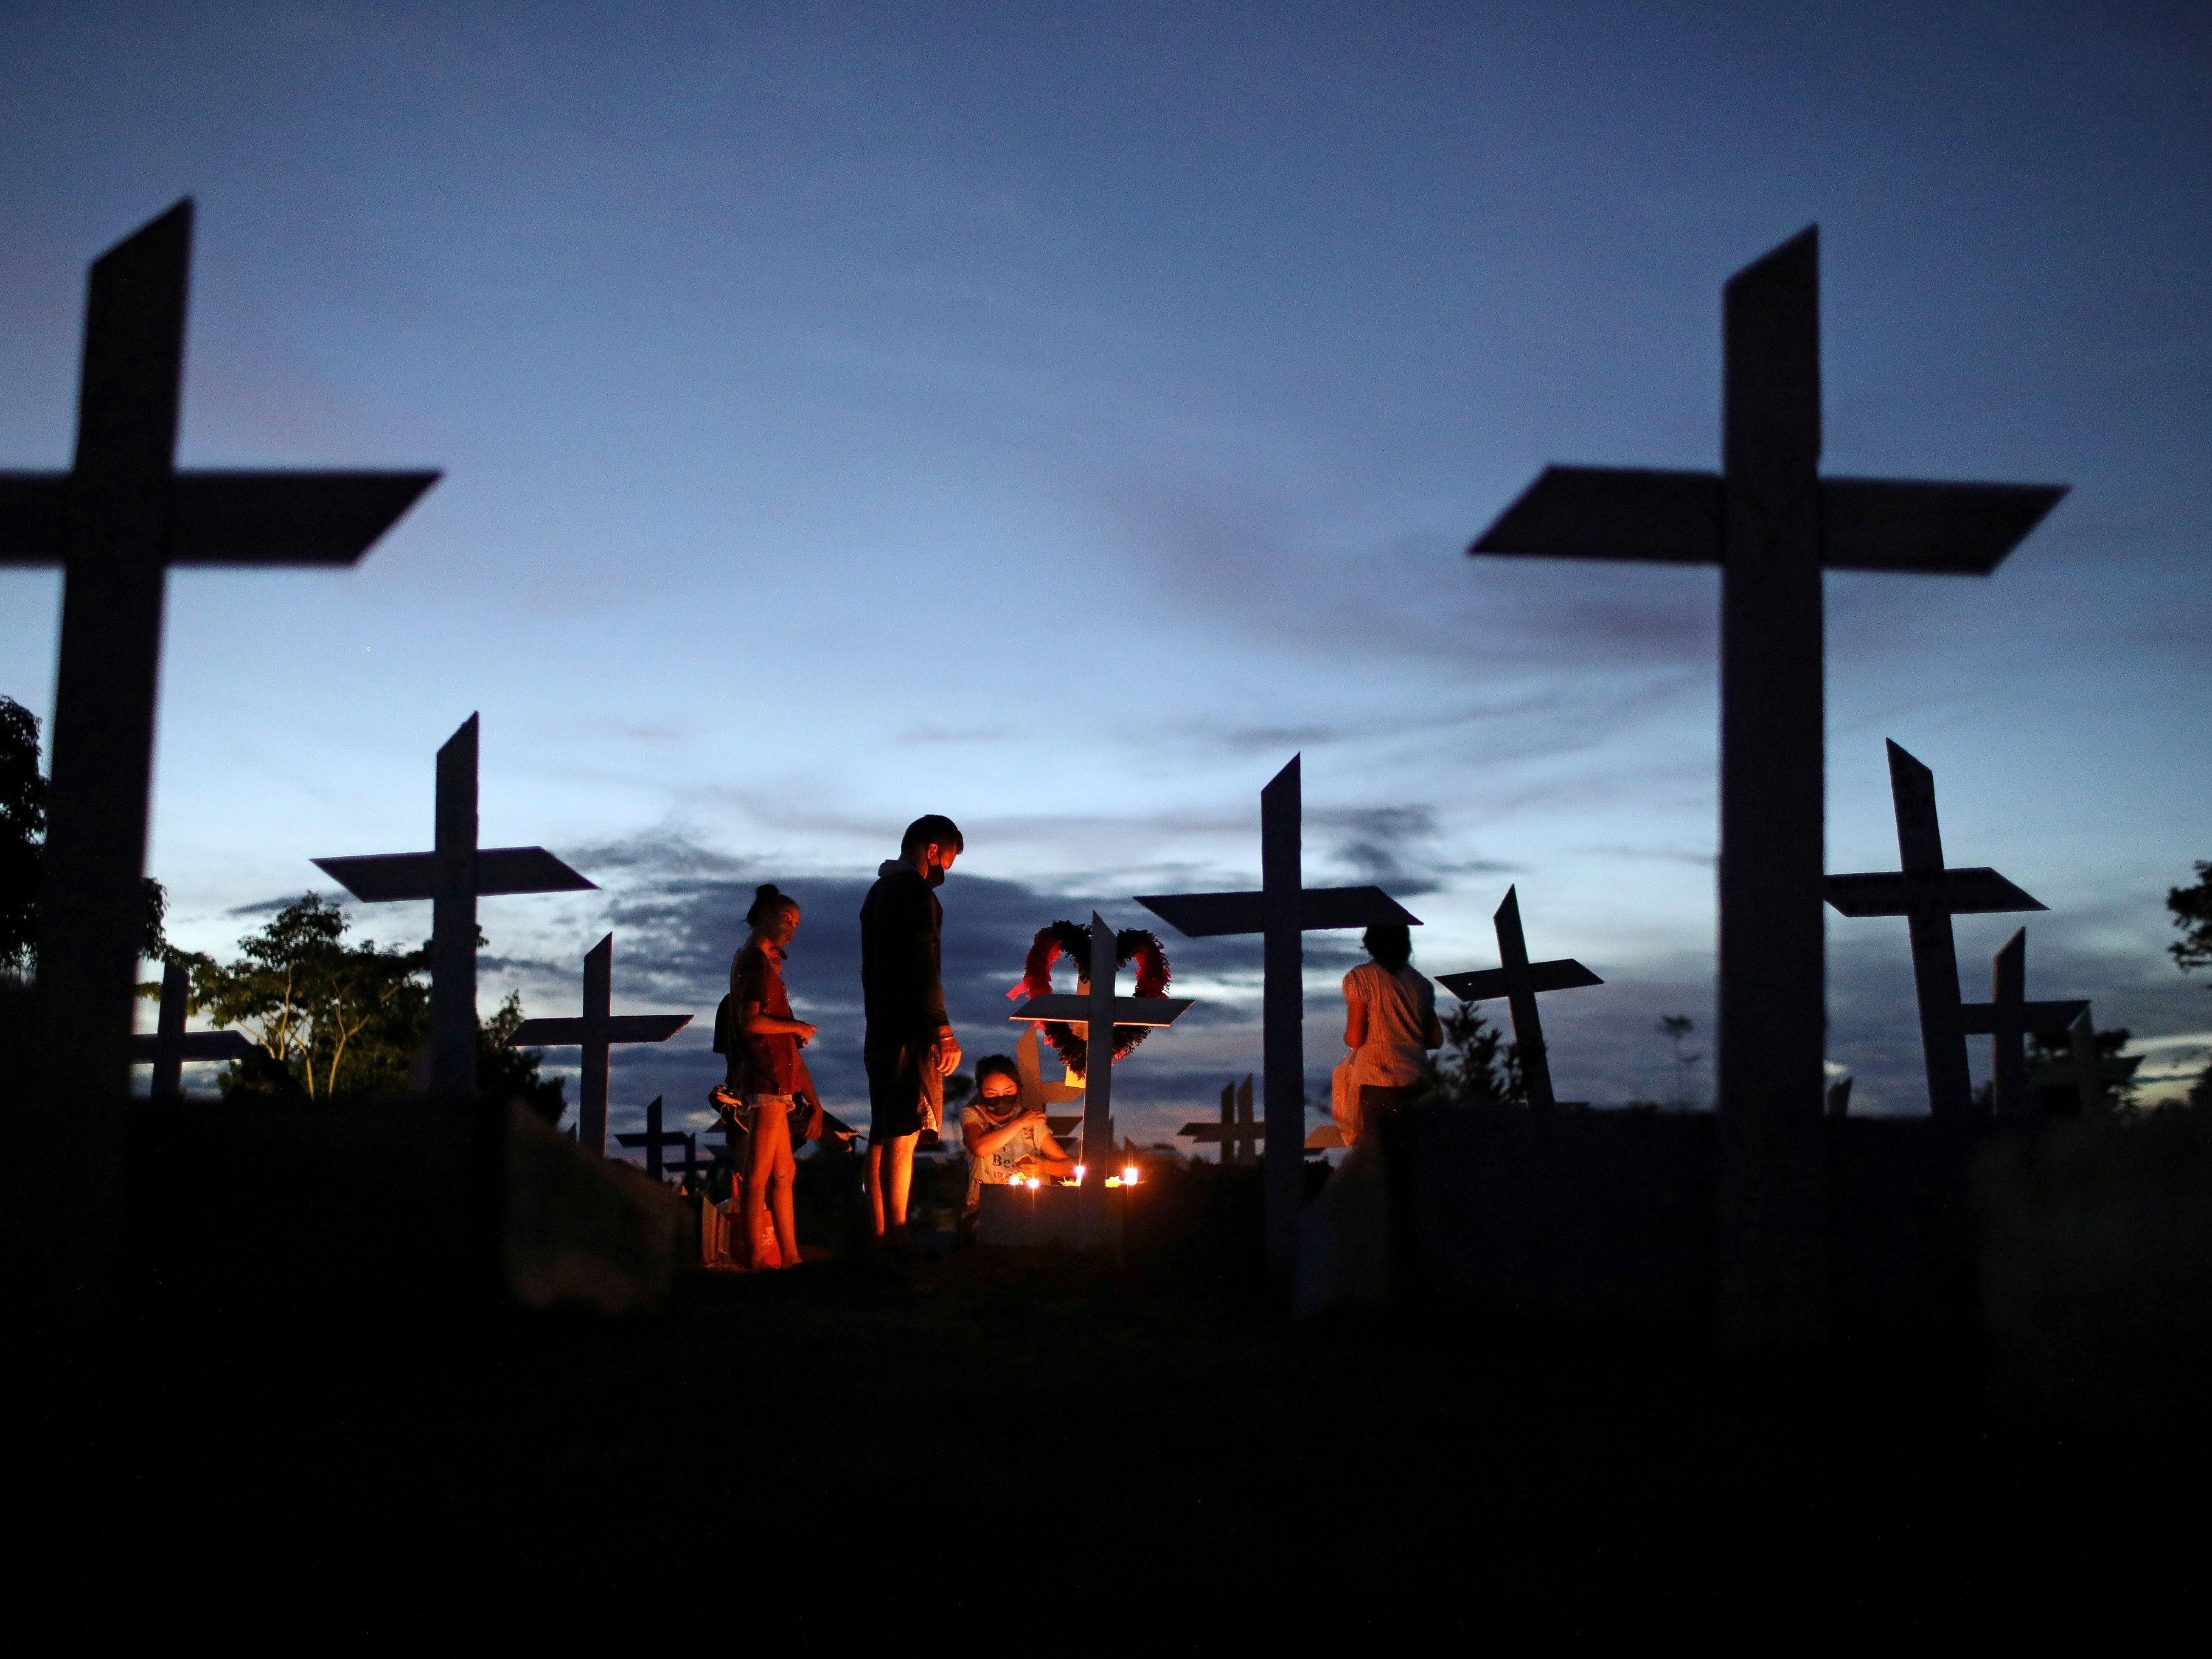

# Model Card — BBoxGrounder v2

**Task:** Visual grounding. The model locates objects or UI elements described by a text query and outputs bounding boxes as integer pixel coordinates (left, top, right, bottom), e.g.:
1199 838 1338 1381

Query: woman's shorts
718 1091 801 1138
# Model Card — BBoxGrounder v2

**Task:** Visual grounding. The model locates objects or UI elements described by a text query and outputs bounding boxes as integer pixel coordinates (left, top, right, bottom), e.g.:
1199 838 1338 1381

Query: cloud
1304 802 1516 897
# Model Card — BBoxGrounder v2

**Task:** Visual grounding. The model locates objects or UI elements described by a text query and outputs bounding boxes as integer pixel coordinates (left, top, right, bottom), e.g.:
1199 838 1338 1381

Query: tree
479 990 566 1127
2171 862 2212 977
1421 999 1524 1107
177 896 565 1111
1657 1014 1703 1107
179 894 430 1099
2 693 167 983
2169 860 2212 1108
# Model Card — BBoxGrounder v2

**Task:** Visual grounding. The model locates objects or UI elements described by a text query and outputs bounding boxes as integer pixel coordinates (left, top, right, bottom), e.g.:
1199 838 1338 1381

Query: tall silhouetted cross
1469 226 2066 1346
315 714 598 1097
514 934 692 1155
1825 741 2045 1118
1435 886 1602 1110
1138 755 1422 1267
1961 930 2086 1122
0 200 436 1315
130 959 255 1101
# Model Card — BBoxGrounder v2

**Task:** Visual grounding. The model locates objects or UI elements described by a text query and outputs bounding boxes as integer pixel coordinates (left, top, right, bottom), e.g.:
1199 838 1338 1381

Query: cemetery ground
7 1113 2205 1641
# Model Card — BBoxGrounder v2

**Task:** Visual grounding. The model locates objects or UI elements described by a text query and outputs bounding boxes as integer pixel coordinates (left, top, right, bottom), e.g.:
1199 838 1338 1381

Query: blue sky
3 2 2208 1146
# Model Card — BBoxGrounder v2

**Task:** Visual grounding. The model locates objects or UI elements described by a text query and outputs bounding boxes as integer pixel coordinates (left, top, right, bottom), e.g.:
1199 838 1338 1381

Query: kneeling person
961 1054 1073 1233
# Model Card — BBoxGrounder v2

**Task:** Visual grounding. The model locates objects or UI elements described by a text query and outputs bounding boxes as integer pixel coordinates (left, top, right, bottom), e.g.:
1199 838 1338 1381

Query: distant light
1104 1177 1121 1188
1121 1165 1139 1186
1025 1176 1042 1189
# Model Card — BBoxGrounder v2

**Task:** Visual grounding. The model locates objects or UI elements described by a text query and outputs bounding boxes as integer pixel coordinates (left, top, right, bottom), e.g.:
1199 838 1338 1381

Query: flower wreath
1006 920 1172 1074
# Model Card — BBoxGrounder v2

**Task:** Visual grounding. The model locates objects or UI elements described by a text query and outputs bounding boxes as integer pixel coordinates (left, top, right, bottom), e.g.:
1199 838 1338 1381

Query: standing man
861 813 964 1242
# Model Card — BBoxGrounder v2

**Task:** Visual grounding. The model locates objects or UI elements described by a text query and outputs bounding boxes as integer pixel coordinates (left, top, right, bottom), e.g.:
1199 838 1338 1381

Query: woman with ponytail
724 883 815 1269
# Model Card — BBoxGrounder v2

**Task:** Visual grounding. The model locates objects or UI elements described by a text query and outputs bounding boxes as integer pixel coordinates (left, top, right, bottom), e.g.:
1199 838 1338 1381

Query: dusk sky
3 2 2207 1148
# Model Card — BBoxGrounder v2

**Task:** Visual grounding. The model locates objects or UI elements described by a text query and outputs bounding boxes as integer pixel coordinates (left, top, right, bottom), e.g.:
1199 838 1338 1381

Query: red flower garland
1006 921 1172 1073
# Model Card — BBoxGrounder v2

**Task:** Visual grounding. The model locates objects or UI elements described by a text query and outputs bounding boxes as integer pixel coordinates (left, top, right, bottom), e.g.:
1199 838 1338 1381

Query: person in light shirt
959 1053 1074 1236
1340 922 1443 1143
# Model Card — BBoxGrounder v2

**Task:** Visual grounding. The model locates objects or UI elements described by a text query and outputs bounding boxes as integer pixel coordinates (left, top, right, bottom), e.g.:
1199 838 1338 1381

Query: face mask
925 858 946 888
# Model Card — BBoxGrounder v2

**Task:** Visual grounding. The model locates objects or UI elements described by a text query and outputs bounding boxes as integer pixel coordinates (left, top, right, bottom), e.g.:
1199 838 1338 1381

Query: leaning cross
0 200 436 1311
1825 740 2045 1118
1960 928 2086 1122
131 959 255 1101
1435 885 1602 1110
1180 1074 1259 1166
315 714 598 1097
1010 911 1192 1243
512 933 692 1156
1138 754 1421 1267
1468 225 2065 1347
614 1096 690 1183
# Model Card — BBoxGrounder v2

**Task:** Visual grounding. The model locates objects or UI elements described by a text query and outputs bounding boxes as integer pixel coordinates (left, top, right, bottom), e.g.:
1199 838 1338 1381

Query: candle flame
1121 1165 1139 1186
1025 1176 1042 1189
1072 1164 1087 1184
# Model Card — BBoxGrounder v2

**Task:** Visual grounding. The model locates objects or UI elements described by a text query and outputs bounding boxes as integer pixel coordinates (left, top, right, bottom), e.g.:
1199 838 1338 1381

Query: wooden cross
1179 1074 1259 1165
1469 226 2066 1346
131 959 254 1101
1959 929 2086 1122
0 200 436 1312
614 1096 690 1182
2028 1009 2138 1119
1138 755 1421 1266
1824 741 2045 1119
1013 1021 1085 1111
511 934 692 1155
1435 885 1602 1110
314 714 597 1099
1010 911 1192 1242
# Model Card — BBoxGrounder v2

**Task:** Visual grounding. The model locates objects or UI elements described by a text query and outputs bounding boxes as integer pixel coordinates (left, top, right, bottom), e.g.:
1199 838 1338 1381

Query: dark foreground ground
12 1218 2196 1644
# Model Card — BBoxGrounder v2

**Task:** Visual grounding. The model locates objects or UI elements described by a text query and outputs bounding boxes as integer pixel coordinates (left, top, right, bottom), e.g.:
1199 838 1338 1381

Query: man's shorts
865 1036 944 1143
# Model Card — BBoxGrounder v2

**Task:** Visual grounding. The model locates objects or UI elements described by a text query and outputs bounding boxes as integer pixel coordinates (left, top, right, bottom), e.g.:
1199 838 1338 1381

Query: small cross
661 1137 714 1191
1138 754 1422 1266
1179 1074 1259 1166
511 933 692 1155
1825 740 2047 1118
614 1096 691 1183
1435 885 1602 1110
1468 226 2065 1346
1959 929 2087 1122
0 201 436 1310
130 958 254 1100
2027 1009 2138 1119
314 714 598 1098
1010 912 1192 1243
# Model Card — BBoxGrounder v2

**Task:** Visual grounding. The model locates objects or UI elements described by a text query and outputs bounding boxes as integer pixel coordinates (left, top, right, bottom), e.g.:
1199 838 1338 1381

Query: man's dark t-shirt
860 861 947 1047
